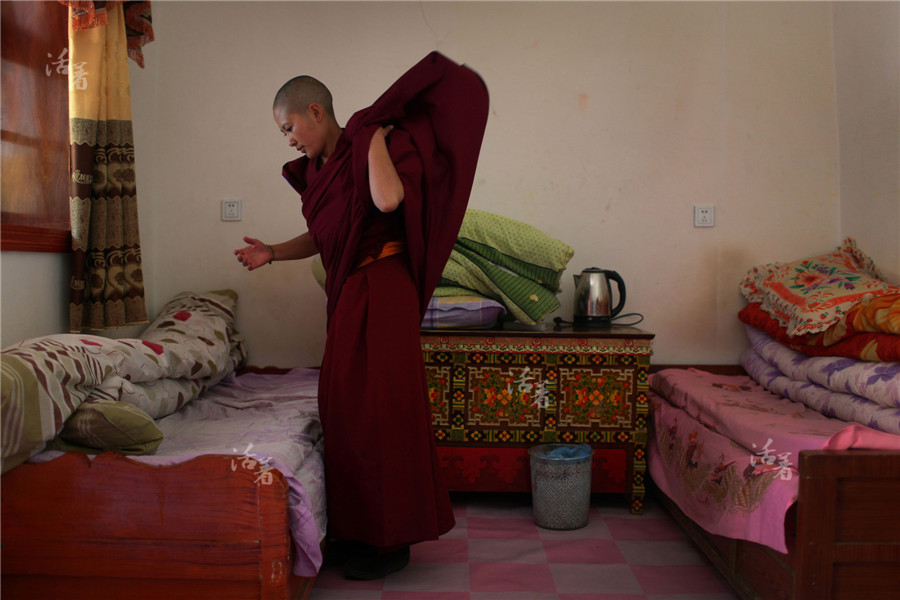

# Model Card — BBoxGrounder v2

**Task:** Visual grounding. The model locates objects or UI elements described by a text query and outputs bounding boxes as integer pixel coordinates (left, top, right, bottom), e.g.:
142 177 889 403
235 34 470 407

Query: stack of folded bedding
432 209 574 327
738 294 900 361
739 237 900 360
737 238 900 433
741 326 900 435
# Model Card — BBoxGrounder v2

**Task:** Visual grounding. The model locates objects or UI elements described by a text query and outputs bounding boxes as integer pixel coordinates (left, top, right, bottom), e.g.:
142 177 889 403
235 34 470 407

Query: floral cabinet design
422 326 654 514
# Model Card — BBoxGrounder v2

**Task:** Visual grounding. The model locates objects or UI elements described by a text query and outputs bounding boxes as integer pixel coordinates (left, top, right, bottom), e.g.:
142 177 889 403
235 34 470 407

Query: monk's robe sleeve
345 52 489 319
386 129 423 211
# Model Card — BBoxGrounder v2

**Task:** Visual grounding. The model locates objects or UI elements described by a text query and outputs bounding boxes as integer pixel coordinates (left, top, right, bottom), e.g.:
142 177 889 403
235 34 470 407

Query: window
1 1 70 252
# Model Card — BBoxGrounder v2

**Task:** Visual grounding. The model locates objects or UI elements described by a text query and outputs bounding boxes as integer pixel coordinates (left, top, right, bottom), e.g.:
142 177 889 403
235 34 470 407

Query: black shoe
342 546 411 580
323 539 370 568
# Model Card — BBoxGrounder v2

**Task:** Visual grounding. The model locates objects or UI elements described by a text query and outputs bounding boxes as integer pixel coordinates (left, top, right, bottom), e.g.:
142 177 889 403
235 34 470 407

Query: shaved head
273 75 336 120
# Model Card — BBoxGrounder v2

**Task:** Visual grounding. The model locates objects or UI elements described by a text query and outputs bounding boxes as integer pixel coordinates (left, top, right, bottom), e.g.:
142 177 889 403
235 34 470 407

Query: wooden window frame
1 1 71 254
1 224 70 253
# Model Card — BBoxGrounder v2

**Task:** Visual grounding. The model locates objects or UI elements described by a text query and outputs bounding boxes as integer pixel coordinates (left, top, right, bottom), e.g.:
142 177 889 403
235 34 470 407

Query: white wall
0 251 69 344
2 2 895 369
833 1 900 283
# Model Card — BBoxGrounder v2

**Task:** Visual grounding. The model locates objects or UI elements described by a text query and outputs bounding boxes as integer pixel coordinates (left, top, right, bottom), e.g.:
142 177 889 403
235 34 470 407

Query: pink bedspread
649 369 900 552
30 368 326 577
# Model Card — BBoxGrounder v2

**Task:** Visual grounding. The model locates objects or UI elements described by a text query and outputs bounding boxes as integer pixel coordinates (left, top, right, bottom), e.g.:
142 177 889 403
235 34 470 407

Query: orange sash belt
357 241 406 268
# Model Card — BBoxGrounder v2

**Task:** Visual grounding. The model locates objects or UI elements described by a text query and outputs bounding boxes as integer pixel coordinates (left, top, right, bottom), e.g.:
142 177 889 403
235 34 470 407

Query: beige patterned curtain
66 2 152 332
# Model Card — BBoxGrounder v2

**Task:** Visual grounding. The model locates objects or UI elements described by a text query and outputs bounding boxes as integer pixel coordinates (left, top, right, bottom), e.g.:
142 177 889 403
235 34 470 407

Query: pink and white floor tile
310 493 739 600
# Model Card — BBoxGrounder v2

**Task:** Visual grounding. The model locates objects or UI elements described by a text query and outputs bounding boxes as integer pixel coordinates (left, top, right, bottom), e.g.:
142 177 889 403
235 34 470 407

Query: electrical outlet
694 205 715 227
222 199 242 221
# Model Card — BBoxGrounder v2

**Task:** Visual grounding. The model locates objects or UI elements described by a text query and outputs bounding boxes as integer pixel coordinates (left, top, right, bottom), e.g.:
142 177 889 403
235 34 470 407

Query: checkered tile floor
310 492 740 600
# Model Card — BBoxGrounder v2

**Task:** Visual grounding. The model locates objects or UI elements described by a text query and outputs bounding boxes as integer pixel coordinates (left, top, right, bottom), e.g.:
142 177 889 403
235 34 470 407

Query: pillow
421 294 507 329
455 209 574 292
57 398 163 454
740 238 899 336
140 289 246 382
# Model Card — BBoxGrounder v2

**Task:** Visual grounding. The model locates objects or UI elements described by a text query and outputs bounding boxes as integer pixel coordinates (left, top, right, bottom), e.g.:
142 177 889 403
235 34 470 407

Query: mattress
648 369 900 552
29 367 326 577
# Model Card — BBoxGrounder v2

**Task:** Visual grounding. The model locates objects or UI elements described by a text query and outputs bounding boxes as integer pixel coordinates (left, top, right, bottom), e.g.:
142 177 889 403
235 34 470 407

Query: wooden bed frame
649 365 900 600
1 452 315 600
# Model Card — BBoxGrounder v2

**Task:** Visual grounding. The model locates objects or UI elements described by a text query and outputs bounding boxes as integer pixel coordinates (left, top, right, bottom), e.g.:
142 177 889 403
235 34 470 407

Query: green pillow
455 209 575 291
57 399 163 455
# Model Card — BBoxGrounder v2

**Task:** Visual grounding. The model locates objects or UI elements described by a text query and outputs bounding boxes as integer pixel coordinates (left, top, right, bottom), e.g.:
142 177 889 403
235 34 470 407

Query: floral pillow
740 238 899 336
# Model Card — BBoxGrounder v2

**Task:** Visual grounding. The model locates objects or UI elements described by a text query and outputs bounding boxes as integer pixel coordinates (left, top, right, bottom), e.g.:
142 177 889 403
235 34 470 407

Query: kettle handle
604 270 627 318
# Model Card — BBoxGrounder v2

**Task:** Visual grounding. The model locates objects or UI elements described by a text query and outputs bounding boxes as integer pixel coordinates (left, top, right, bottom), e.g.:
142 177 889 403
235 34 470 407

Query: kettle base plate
572 315 614 328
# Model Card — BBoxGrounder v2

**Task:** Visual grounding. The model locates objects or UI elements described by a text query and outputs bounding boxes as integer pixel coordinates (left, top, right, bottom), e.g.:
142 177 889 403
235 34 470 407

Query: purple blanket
741 325 900 435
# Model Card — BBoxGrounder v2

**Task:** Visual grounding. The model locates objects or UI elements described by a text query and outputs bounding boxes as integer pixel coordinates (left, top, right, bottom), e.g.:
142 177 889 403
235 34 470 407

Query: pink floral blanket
649 368 900 552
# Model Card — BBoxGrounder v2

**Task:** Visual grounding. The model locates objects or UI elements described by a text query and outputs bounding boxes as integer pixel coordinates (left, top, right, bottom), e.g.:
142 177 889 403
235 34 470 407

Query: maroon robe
282 53 489 548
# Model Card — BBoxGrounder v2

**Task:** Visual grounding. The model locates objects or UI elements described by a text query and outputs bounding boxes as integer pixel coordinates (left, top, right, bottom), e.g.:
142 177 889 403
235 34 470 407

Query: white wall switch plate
694 205 715 227
222 199 242 221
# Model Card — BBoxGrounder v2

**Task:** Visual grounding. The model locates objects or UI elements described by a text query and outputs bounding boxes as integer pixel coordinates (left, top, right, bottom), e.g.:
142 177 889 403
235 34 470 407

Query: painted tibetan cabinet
422 326 654 514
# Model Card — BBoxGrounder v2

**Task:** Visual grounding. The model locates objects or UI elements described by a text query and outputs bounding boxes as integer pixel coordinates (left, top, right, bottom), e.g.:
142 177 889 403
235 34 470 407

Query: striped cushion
56 399 163 454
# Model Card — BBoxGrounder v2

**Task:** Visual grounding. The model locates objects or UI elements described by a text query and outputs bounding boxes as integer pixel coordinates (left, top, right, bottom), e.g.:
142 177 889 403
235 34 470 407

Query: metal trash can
528 443 593 530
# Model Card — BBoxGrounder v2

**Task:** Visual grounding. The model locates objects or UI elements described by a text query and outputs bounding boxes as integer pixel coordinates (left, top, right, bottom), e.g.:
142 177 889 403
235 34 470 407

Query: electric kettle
573 268 626 326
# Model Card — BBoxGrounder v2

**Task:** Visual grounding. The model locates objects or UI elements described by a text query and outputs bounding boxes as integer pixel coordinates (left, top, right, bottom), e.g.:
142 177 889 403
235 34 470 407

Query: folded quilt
744 325 900 409
1 290 245 473
421 294 507 329
738 297 900 362
740 347 900 436
441 247 561 324
439 210 574 325
455 209 573 290
816 292 900 339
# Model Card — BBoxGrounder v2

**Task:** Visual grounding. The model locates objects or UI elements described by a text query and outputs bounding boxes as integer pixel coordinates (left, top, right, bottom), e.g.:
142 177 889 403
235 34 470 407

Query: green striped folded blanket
437 210 574 325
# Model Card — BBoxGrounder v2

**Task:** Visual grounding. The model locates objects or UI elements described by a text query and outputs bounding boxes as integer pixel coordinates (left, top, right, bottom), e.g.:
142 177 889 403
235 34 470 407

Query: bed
1 291 326 599
648 240 900 600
